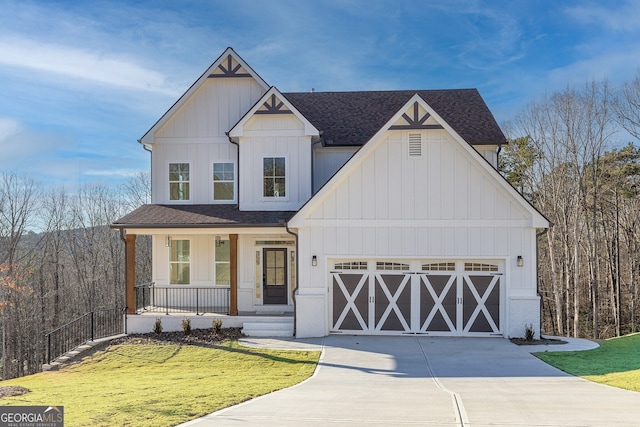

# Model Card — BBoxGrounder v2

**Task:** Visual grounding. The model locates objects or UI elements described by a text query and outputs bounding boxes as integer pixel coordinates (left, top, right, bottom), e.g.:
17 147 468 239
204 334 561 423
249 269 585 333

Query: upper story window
169 163 190 201
213 162 235 201
263 157 286 198
169 239 190 285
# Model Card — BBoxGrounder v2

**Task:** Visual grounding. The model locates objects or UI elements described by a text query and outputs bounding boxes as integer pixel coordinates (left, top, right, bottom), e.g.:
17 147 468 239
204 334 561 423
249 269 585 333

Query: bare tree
616 70 640 141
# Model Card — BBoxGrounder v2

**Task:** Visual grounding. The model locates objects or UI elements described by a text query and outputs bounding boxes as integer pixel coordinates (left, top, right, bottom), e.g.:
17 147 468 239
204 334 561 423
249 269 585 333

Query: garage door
330 260 502 336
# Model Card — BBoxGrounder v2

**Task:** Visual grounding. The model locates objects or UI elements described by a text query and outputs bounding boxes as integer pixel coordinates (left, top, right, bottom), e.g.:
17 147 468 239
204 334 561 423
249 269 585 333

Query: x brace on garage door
331 262 502 336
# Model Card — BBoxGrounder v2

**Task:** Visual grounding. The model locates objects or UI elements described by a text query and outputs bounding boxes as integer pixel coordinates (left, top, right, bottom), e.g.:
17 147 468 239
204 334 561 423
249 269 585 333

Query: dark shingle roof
283 89 506 147
112 204 296 228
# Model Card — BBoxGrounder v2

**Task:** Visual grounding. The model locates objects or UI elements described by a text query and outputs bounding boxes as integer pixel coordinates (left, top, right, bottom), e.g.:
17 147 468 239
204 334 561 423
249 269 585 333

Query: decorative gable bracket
389 102 444 130
255 94 294 114
228 87 319 137
209 54 252 78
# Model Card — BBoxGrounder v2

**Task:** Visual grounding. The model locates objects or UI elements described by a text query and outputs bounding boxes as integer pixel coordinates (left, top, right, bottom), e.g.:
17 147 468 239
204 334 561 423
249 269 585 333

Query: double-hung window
263 157 286 198
213 162 235 201
169 239 190 285
169 163 190 201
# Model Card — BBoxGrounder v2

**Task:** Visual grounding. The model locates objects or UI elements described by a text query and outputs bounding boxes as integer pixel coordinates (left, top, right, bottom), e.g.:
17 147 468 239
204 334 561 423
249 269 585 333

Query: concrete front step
242 319 294 337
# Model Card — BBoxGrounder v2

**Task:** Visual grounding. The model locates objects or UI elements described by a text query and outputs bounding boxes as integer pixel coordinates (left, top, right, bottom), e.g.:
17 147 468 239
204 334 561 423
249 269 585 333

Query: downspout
536 227 550 336
226 132 240 206
138 139 153 201
284 222 299 337
311 132 323 194
118 228 128 334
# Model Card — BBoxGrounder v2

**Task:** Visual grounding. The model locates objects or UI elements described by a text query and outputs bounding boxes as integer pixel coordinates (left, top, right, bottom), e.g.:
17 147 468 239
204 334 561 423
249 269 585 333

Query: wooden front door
263 248 288 305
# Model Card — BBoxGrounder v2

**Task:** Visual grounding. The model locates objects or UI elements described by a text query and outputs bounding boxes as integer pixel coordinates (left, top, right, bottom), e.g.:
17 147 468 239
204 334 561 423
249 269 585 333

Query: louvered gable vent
408 133 422 158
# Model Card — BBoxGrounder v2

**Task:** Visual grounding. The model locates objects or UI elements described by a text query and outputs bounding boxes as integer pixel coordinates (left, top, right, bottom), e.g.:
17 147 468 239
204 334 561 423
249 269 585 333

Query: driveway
181 335 640 426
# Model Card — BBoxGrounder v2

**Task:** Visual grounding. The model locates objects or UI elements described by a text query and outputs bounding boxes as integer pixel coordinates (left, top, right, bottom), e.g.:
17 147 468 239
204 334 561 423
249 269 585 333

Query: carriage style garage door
330 260 502 336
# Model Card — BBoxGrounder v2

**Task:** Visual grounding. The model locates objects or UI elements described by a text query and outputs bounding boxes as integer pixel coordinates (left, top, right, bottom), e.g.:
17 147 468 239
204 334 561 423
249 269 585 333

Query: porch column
230 234 238 316
125 233 136 315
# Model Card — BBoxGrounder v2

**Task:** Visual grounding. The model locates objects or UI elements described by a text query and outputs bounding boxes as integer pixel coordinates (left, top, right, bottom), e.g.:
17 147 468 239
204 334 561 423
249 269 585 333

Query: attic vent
408 133 422 158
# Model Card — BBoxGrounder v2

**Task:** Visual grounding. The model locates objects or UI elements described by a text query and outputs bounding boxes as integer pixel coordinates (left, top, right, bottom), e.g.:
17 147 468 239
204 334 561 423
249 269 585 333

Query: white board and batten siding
313 147 359 193
293 128 543 338
150 78 267 204
237 113 313 211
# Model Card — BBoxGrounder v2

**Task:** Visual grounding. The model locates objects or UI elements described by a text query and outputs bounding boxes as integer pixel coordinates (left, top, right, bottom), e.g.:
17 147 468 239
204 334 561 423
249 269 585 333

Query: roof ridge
283 88 478 95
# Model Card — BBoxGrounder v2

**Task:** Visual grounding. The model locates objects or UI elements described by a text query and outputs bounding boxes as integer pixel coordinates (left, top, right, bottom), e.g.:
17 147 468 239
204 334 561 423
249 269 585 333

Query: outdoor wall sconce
215 235 222 247
165 236 172 247
312 255 317 266
517 256 524 267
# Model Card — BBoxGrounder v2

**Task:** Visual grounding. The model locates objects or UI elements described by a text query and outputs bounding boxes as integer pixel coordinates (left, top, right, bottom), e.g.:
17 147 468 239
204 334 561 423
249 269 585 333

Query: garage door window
376 262 409 271
464 263 499 272
422 262 455 271
334 261 367 270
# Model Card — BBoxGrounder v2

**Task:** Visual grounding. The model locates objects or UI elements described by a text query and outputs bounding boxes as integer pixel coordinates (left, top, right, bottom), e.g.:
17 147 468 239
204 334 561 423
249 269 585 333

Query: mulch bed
110 327 245 347
510 336 567 346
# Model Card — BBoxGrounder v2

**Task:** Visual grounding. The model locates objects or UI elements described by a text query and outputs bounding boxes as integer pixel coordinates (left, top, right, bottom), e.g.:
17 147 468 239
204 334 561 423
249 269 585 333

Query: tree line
502 72 640 340
0 172 151 379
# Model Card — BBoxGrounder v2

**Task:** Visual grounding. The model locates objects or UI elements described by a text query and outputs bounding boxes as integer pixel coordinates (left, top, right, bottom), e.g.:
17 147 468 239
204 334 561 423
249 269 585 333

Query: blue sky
1 0 639 190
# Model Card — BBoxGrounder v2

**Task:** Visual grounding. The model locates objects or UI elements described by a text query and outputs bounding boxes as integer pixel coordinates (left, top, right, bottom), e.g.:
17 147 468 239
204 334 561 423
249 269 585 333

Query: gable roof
228 87 319 138
283 89 506 147
139 47 269 145
289 93 548 229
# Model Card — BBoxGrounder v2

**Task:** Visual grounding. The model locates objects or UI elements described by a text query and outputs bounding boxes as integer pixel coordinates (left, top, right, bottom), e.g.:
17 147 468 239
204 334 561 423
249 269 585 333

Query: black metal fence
135 282 230 315
45 307 125 364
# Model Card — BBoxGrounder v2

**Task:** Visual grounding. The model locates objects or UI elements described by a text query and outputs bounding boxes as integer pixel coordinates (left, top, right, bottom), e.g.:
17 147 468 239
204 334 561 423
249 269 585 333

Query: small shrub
212 318 223 334
524 323 535 341
182 318 192 335
153 318 163 334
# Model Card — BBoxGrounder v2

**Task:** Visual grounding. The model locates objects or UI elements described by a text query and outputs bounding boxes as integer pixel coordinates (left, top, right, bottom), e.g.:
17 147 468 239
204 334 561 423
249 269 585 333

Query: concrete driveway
181 335 640 426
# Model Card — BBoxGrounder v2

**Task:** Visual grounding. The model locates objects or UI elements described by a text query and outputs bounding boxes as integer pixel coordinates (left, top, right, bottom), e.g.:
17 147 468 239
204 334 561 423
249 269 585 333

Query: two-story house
112 47 549 339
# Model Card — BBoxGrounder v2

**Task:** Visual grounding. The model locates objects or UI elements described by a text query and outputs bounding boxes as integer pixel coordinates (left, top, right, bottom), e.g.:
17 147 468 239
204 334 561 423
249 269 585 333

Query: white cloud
0 126 72 166
0 117 22 140
84 168 141 178
0 37 178 96
565 1 640 32
547 48 640 88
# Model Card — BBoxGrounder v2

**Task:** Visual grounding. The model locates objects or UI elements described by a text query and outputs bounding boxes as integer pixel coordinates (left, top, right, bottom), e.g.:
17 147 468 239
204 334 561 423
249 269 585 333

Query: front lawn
536 333 640 392
0 340 320 427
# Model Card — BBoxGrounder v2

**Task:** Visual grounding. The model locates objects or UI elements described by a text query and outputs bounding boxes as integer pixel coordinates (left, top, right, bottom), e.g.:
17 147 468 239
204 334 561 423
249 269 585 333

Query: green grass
0 341 320 427
536 333 640 392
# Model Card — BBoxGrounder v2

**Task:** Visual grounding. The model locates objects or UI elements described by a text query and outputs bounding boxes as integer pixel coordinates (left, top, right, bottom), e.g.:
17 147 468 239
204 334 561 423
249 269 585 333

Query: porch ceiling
111 204 297 229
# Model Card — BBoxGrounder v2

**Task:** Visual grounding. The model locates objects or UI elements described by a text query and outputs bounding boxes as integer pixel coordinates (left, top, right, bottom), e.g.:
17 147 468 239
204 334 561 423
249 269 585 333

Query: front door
263 248 288 305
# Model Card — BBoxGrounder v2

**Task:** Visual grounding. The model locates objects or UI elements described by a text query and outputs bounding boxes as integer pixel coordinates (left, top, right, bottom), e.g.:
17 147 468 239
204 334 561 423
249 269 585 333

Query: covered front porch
112 204 299 337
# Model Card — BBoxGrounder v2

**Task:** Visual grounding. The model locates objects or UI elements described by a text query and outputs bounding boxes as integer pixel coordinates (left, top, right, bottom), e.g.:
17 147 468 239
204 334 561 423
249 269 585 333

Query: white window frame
212 162 236 203
214 238 231 286
169 238 191 285
262 156 288 199
168 162 191 202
